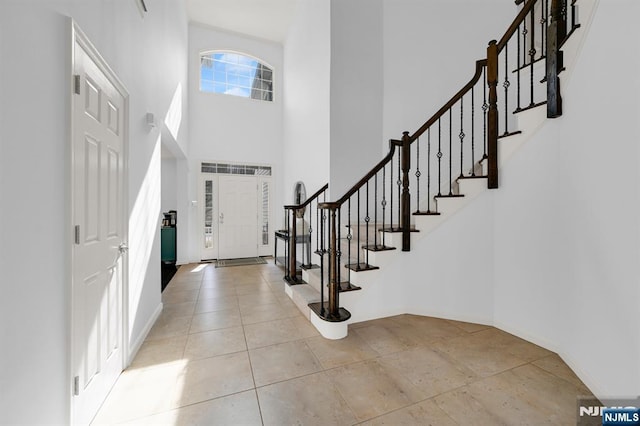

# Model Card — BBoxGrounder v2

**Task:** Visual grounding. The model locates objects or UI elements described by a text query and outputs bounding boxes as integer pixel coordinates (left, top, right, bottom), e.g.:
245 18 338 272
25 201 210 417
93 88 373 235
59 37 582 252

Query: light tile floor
93 261 593 425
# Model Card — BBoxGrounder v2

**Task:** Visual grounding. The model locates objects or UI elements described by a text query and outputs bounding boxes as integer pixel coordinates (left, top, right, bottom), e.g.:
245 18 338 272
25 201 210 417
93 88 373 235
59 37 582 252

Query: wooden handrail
408 59 487 143
285 183 328 210
497 0 537 51
319 141 399 209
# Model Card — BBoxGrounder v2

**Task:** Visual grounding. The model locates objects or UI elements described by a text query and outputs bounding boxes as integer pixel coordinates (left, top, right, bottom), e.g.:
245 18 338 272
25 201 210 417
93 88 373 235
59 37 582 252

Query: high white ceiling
186 0 298 44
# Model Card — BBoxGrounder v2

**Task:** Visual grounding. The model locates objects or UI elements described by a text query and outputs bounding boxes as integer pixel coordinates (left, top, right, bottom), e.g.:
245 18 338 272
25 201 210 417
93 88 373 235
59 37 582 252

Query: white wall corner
127 302 163 367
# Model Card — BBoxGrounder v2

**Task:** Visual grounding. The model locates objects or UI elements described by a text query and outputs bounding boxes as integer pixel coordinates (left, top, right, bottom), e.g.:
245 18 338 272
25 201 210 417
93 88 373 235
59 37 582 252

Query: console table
274 230 312 267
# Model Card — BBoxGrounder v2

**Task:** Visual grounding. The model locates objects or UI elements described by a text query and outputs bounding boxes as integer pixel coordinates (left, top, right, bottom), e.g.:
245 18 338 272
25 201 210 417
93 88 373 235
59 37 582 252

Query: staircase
283 0 596 339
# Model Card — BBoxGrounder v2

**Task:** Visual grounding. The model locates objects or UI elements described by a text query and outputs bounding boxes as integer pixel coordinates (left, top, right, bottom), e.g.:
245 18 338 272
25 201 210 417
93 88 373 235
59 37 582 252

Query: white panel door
72 33 126 426
218 175 258 259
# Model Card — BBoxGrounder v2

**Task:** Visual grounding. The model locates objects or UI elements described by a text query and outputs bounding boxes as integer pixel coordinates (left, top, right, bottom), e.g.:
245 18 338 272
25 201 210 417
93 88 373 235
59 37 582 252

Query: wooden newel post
327 205 339 317
487 40 499 189
401 131 411 251
288 207 298 282
547 0 564 118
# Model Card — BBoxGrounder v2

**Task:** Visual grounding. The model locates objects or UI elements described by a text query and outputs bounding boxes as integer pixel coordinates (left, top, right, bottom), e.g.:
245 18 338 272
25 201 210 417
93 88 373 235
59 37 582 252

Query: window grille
200 51 273 101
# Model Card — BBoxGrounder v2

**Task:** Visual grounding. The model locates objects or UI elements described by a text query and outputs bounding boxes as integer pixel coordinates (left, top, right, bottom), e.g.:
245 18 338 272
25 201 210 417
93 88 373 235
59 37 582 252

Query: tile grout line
241 308 265 425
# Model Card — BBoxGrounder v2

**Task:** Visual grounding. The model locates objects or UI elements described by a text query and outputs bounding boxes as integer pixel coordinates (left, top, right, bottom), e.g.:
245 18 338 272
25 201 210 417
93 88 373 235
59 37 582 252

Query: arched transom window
200 51 273 102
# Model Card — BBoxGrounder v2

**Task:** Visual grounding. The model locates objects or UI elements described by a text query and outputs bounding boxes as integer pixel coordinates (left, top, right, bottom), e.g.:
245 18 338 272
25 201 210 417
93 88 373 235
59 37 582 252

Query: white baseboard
126 302 163 367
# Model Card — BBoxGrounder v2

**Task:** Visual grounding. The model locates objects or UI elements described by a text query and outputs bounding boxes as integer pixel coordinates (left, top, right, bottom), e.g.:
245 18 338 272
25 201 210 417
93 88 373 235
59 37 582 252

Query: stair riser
348 268 380 287
380 231 419 250
413 214 447 235
365 249 397 267
302 264 351 293
457 178 488 198
434 197 467 216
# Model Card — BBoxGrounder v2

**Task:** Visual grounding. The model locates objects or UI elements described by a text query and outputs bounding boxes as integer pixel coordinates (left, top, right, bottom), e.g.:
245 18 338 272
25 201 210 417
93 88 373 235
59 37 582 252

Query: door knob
219 212 224 224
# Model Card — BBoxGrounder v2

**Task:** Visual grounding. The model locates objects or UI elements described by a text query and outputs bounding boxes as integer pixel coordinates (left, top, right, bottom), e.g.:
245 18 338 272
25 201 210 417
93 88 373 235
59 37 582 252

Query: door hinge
73 376 80 396
73 75 81 95
74 225 80 244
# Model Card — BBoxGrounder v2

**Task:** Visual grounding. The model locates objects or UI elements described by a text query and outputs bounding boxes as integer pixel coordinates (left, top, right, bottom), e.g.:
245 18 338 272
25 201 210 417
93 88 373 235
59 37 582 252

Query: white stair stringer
332 100 556 329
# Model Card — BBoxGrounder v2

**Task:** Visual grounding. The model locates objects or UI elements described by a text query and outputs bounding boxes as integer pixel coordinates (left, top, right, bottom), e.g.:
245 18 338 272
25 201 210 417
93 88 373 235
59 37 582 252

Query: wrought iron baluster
337 207 341 286
530 6 536 106
541 0 546 59
523 16 528 67
365 181 370 265
516 22 522 112
546 0 551 58
438 118 443 195
347 198 351 280
483 68 488 160
316 197 320 254
427 128 432 212
307 200 312 267
459 97 465 178
320 209 325 254
397 151 401 229
415 137 421 212
390 154 394 229
374 173 378 248
285 207 290 279
449 108 453 196
471 86 476 176
503 41 510 135
357 189 361 268
382 165 387 246
319 210 324 315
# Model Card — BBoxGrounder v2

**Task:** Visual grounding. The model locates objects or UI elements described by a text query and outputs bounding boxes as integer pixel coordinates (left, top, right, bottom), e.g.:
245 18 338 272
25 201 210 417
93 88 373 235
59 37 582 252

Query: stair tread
308 303 351 322
514 101 547 114
413 210 441 216
434 194 465 199
498 130 522 139
284 275 307 285
361 244 396 252
380 227 419 233
457 175 488 180
339 282 362 292
300 263 320 270
345 262 380 272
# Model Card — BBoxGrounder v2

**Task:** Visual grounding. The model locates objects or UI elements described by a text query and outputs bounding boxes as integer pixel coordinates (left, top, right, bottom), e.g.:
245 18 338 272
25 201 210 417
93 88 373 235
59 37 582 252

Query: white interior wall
382 0 515 153
0 1 188 423
161 157 178 213
186 24 284 261
328 0 384 198
282 0 331 201
494 0 640 397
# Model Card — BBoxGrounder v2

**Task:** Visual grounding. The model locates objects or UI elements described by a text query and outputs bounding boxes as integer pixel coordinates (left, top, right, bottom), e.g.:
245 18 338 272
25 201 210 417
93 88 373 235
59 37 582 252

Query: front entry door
72 27 127 425
218 175 258 259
